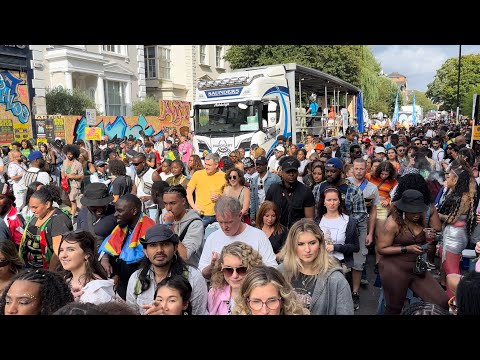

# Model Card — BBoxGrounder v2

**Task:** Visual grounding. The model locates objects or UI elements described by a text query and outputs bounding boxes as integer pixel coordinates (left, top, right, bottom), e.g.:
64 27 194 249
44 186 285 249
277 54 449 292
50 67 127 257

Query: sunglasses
229 175 238 180
247 297 282 311
222 266 247 277
0 259 10 268
258 180 264 190
131 162 142 166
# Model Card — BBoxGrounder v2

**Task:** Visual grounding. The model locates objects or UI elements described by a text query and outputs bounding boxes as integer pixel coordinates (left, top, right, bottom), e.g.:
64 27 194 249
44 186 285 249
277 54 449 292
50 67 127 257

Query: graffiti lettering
159 100 190 127
0 73 30 123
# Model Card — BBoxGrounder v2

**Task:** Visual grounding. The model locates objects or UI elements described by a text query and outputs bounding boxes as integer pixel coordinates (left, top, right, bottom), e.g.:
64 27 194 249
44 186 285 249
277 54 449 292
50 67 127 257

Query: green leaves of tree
132 96 160 116
46 87 98 116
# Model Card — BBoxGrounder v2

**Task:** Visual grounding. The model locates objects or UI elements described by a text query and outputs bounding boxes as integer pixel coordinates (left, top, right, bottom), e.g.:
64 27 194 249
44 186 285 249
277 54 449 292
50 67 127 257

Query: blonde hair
210 241 263 290
254 147 266 159
279 218 338 283
232 265 309 315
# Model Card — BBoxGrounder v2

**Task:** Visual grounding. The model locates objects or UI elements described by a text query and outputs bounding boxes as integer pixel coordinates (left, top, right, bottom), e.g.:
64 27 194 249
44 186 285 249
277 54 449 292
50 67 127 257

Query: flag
412 93 417 126
391 90 399 126
356 91 364 132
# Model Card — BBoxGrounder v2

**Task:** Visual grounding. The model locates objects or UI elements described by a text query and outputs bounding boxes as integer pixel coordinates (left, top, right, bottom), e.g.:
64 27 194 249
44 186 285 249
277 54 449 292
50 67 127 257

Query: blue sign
205 87 243 98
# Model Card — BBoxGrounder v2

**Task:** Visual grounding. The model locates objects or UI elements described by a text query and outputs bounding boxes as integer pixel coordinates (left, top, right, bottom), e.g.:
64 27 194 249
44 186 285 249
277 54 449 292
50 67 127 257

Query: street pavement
354 253 381 315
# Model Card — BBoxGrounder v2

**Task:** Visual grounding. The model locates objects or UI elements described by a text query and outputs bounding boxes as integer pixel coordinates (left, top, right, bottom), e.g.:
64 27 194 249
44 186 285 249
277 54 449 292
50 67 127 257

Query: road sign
86 109 97 126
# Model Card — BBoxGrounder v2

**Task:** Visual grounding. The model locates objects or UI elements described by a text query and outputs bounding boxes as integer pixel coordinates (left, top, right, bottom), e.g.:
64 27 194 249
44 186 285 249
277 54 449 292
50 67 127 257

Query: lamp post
456 45 462 125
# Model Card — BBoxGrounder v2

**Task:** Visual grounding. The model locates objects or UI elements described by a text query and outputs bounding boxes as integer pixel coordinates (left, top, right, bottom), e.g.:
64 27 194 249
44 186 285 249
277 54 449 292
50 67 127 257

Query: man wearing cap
126 224 208 315
268 145 286 173
339 127 358 160
90 160 110 185
24 151 50 187
249 155 281 225
199 196 277 280
242 157 257 185
77 183 117 250
374 146 386 162
265 156 315 229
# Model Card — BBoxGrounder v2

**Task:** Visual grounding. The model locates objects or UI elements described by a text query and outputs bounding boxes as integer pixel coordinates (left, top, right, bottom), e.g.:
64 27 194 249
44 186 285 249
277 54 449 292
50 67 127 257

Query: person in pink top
178 136 192 166
207 241 263 315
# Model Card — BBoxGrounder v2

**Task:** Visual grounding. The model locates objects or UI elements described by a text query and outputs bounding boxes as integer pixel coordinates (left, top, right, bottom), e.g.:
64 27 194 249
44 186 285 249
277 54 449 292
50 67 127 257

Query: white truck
191 63 361 158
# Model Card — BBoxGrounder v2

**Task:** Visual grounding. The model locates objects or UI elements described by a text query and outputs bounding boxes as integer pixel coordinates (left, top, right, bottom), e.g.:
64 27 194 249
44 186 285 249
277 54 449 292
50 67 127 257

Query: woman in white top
223 168 251 224
58 230 115 305
317 187 359 269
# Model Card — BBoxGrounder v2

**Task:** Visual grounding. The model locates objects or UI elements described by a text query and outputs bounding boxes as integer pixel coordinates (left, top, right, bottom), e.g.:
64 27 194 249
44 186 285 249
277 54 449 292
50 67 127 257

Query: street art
159 100 190 126
0 71 31 124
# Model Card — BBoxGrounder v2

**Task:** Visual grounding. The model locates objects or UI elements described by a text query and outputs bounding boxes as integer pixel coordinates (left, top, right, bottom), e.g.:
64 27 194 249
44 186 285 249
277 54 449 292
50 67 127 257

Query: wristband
401 246 407 254
164 222 173 226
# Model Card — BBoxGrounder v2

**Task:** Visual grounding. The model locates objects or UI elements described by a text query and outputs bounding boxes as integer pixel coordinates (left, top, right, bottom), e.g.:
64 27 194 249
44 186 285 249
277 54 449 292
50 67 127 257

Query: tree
462 84 480 119
426 54 480 113
410 91 436 112
224 45 382 111
366 76 398 115
132 96 160 116
46 87 98 115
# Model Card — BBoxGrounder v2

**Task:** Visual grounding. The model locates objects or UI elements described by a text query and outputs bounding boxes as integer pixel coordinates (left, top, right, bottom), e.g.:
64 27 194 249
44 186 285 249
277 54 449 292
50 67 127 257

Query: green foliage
46 87 98 115
132 96 160 116
367 76 398 115
410 91 436 112
462 85 480 118
225 45 387 114
426 54 480 112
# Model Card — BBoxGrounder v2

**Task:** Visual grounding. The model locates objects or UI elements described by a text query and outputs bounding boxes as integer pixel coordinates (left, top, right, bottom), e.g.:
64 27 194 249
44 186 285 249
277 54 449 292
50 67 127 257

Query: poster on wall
45 118 55 140
0 119 14 145
54 117 65 141
37 135 48 148
36 119 46 136
14 123 29 142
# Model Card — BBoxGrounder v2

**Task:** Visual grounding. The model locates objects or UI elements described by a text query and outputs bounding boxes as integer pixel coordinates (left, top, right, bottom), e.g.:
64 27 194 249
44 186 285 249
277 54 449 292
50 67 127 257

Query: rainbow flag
98 213 155 264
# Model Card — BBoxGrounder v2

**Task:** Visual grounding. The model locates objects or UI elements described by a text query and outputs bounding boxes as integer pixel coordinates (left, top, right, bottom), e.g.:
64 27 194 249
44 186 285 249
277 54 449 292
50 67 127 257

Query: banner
54 117 65 141
412 93 417 126
14 123 29 142
0 119 14 145
391 90 399 126
85 127 102 141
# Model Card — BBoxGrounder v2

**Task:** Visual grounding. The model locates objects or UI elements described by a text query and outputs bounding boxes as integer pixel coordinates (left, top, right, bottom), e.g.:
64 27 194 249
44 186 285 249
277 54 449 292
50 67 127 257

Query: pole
456 45 462 125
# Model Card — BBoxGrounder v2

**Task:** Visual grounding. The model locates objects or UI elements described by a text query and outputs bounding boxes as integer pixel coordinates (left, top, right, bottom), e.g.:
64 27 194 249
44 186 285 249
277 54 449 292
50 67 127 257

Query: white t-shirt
257 173 268 204
198 224 278 272
319 215 349 261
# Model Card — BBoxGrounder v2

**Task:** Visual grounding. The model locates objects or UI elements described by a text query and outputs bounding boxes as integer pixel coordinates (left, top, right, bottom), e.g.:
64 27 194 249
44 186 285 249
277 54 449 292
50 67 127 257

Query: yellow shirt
187 169 226 216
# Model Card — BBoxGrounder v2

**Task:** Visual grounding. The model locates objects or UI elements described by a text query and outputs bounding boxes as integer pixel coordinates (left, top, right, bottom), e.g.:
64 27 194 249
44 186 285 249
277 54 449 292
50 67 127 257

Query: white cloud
371 45 480 92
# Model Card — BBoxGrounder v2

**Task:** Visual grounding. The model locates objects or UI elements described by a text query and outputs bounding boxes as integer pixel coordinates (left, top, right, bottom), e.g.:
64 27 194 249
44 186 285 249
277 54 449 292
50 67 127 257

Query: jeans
201 216 216 228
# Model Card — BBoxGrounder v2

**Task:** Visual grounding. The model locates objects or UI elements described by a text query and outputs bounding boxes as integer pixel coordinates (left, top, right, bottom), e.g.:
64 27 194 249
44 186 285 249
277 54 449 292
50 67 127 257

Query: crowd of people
1 120 480 316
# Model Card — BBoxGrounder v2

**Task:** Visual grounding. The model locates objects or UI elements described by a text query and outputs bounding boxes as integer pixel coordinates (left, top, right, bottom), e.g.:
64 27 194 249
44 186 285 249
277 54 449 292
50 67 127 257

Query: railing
296 114 357 142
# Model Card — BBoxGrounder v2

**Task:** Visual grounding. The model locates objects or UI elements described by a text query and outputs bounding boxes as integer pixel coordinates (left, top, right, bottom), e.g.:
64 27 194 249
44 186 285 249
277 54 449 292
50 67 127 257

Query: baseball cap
94 160 107 167
314 143 324 151
375 147 386 154
255 156 268 165
280 156 300 172
362 137 371 143
325 158 343 170
140 224 179 246
28 151 43 161
275 145 285 153
242 157 254 168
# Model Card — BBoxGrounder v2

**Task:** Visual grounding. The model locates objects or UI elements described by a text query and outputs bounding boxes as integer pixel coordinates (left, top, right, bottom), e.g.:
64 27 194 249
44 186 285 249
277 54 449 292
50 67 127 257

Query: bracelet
401 246 407 254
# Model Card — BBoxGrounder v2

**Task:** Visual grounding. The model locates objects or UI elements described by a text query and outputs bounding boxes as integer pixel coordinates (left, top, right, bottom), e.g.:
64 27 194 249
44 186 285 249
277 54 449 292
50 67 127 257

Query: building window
158 47 171 80
200 45 207 65
102 45 125 55
104 80 127 116
216 46 223 68
144 46 157 79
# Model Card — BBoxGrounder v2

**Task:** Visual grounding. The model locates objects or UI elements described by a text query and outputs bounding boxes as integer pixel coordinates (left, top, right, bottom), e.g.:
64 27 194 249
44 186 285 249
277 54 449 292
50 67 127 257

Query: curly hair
0 239 24 276
188 154 204 173
108 159 127 176
232 265 309 315
456 270 480 315
373 161 396 181
279 218 338 284
392 173 432 205
438 159 476 238
58 230 108 285
225 168 246 186
30 184 62 207
0 268 74 315
63 144 81 159
210 241 263 290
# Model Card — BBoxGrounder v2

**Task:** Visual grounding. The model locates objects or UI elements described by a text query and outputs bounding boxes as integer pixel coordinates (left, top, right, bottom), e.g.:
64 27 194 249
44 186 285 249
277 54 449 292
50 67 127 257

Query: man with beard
125 224 208 315
77 183 117 251
98 194 155 300
265 156 315 229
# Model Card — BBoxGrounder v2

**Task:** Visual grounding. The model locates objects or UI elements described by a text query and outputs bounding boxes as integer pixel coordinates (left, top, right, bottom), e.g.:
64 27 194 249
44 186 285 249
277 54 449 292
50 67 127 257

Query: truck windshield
194 104 260 135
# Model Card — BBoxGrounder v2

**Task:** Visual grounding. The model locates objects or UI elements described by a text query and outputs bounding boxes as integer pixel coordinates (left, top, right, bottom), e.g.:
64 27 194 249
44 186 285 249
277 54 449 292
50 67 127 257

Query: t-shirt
187 169 226 216
198 224 278 272
110 175 132 197
319 215 349 261
291 273 316 310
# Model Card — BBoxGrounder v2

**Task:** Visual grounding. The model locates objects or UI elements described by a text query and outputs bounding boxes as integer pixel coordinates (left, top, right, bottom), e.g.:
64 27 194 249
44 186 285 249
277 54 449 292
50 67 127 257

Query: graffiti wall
0 70 32 145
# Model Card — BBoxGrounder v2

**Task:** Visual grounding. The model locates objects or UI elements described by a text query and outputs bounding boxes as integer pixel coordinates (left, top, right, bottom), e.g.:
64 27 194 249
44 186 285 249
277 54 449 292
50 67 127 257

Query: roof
387 72 406 78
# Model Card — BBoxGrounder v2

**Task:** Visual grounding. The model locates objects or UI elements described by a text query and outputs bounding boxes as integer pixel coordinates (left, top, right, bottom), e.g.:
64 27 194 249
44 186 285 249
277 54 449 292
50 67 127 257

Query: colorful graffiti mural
159 100 190 126
0 70 32 145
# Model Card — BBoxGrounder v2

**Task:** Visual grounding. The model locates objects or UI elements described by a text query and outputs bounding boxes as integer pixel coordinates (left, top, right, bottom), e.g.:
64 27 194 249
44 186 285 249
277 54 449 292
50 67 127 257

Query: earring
173 253 178 262
183 311 188 316
403 212 406 220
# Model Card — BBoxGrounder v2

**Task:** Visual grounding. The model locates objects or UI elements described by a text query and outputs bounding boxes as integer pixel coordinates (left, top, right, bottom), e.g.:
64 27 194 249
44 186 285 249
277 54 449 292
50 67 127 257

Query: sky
371 45 480 92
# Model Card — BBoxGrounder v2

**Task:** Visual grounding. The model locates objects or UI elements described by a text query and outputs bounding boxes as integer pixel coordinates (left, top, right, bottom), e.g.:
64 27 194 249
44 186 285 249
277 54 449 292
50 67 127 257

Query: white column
65 71 73 91
125 81 132 115
97 76 105 115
